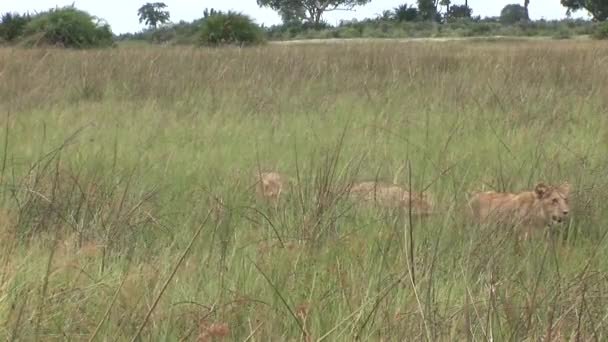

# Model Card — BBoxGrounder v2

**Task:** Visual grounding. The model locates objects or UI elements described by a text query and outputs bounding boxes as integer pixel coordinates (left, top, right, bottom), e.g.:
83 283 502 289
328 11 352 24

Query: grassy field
0 40 608 341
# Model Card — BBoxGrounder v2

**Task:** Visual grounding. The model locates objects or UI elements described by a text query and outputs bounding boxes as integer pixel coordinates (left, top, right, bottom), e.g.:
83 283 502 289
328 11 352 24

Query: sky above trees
4 0 591 33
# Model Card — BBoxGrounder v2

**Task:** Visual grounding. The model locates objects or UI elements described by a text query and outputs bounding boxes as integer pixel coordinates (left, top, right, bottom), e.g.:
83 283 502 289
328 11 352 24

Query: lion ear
534 183 549 198
559 182 571 196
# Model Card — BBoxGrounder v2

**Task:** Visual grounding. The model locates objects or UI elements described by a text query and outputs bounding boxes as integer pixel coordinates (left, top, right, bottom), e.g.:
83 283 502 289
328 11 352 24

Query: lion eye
552 198 559 204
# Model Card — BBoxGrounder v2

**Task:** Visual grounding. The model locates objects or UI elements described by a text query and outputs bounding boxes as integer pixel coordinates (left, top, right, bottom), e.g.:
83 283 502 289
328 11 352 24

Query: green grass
1 40 608 340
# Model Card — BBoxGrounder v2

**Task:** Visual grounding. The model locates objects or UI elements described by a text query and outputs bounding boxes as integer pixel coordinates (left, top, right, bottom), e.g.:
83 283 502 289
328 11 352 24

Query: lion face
255 171 286 202
535 182 570 225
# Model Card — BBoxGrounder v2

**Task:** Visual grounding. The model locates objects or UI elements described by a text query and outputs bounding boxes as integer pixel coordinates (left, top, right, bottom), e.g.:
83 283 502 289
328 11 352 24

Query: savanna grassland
1 39 608 341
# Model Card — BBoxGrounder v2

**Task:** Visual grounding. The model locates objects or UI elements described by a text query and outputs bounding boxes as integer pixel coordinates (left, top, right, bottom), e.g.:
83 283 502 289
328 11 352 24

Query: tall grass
0 40 607 340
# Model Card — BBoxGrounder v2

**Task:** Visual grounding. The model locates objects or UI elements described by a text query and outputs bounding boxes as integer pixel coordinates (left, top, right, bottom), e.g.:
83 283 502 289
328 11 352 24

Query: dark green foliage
164 18 205 44
500 4 529 24
266 20 332 39
24 6 113 48
118 8 264 46
0 12 32 42
464 22 493 36
113 3 594 44
378 10 393 21
394 4 419 22
417 0 439 21
199 11 264 46
261 17 594 41
256 0 371 25
593 21 608 39
553 27 572 39
447 5 472 19
137 2 170 29
203 8 220 18
561 0 608 22
118 18 205 44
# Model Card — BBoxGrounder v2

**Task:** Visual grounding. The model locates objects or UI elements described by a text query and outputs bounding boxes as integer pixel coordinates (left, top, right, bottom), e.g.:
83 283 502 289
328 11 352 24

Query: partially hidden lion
348 181 434 215
254 171 288 204
467 182 570 238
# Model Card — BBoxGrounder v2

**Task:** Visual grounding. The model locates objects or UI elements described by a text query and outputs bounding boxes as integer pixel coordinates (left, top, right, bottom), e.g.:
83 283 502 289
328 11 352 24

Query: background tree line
1 1 607 48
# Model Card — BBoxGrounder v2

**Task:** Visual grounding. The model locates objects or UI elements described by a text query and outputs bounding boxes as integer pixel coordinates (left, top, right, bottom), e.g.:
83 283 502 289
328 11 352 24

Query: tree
137 2 170 29
378 10 392 21
447 4 472 19
0 12 32 41
524 0 530 19
257 0 371 25
500 4 529 24
203 8 220 18
417 0 439 21
440 0 451 14
561 0 608 21
440 0 472 21
394 4 418 22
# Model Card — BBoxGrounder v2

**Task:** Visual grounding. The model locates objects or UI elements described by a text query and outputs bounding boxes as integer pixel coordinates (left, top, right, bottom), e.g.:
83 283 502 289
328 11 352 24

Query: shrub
149 26 176 43
24 6 113 48
572 20 595 35
518 21 540 36
338 26 362 38
0 12 32 42
465 22 493 36
199 11 264 46
553 27 572 39
592 22 608 40
265 19 332 41
170 20 204 44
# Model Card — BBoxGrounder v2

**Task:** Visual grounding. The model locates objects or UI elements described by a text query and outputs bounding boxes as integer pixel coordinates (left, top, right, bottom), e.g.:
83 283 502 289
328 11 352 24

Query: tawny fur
348 181 434 215
254 171 287 204
468 182 570 237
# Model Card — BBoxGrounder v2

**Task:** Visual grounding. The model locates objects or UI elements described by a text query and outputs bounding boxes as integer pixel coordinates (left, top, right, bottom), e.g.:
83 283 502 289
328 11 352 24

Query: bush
553 27 572 39
517 21 540 36
464 22 496 36
24 6 113 48
338 26 363 38
265 20 331 40
199 11 264 46
593 22 608 40
149 26 176 43
0 12 32 42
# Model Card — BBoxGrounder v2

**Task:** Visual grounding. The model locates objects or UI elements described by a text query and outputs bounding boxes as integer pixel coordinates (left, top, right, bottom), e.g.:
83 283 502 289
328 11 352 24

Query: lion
254 171 287 204
348 181 434 215
467 182 570 238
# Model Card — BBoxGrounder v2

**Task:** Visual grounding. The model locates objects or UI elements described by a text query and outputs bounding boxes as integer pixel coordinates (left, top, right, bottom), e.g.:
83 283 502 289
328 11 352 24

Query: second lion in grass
348 181 434 215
